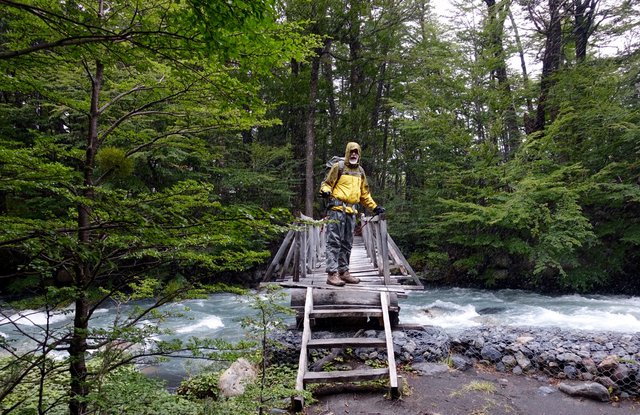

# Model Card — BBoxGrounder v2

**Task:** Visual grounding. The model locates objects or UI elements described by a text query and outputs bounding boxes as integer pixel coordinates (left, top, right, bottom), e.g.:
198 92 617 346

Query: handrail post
379 216 391 285
262 230 294 282
301 225 308 278
373 219 383 273
361 216 373 261
292 230 301 282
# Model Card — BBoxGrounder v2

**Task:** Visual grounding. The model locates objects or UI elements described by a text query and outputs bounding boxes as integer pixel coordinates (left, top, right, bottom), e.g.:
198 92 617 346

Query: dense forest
0 0 639 413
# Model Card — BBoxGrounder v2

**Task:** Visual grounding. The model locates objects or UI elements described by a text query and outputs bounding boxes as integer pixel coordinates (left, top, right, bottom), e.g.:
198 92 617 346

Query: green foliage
388 16 640 292
174 287 306 414
0 2 316 413
177 371 221 400
195 364 310 415
0 357 68 415
96 146 135 179
89 367 202 415
0 358 203 415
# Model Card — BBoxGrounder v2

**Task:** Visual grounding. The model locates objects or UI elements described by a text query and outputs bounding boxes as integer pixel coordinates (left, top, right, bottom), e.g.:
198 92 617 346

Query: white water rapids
3 288 639 350
2 288 638 385
400 287 640 333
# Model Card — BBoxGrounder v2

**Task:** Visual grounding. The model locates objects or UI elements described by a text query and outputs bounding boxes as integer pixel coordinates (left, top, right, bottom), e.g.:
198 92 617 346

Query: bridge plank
307 337 386 348
304 368 389 383
310 308 383 318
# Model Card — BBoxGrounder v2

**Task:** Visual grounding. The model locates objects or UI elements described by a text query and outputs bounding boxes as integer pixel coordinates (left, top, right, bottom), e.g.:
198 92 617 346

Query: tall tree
483 0 522 159
0 1 312 413
528 0 568 132
573 0 600 61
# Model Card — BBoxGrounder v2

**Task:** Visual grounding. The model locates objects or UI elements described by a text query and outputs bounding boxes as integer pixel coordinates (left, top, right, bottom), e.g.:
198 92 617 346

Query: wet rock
595 375 618 392
558 352 581 364
612 365 633 384
422 306 450 318
477 306 507 315
558 381 610 402
403 340 417 354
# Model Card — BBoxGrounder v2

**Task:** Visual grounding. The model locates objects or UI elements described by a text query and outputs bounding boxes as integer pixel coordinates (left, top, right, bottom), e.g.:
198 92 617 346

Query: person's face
349 149 359 164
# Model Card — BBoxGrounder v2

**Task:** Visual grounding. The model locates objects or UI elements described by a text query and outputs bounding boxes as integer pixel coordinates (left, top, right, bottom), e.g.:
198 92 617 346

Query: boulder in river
219 358 257 397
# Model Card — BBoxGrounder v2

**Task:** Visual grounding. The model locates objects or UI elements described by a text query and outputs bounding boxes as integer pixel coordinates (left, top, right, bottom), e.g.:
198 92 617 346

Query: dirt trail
305 366 639 415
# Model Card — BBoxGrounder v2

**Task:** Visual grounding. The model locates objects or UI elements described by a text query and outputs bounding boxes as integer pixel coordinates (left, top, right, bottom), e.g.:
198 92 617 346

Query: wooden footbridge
262 214 423 410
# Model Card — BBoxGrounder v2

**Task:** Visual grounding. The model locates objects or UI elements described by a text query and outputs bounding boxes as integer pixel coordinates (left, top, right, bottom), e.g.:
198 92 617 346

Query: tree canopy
0 0 639 413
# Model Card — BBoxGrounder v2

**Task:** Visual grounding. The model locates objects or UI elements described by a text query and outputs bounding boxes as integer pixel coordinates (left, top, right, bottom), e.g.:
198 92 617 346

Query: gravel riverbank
270 325 640 399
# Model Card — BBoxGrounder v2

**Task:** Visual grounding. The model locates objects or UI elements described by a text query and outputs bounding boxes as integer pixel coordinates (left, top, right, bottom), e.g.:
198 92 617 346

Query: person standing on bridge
319 142 385 287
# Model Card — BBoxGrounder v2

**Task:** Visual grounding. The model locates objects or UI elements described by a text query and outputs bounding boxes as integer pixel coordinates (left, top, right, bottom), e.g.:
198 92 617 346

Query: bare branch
0 33 133 60
98 87 192 143
98 85 149 114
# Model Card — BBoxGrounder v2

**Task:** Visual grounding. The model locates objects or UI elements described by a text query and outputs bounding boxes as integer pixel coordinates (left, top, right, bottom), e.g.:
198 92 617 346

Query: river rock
501 354 517 368
477 306 507 315
558 381 610 402
598 355 618 373
219 358 257 397
537 386 556 396
514 351 531 371
481 345 502 363
563 365 578 379
268 325 640 398
450 354 471 371
413 362 449 376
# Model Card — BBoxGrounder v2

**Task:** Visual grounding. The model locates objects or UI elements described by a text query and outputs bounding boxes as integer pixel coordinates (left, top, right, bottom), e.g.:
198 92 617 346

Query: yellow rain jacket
319 142 378 215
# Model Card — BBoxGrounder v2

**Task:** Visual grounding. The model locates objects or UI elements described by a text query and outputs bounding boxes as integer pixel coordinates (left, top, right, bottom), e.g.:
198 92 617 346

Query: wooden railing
262 214 323 282
262 213 422 287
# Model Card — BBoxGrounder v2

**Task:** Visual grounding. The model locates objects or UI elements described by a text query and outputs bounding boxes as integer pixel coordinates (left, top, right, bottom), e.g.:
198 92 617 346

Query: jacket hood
344 142 362 167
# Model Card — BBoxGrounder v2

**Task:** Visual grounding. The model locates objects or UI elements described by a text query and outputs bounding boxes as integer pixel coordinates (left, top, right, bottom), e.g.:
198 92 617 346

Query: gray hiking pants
325 209 356 274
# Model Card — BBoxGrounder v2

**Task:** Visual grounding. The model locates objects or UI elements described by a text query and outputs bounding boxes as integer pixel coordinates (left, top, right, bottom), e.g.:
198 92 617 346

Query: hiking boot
326 272 345 286
339 271 360 284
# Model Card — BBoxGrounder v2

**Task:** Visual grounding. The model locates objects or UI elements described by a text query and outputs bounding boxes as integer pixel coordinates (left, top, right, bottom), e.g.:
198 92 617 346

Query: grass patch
449 380 497 397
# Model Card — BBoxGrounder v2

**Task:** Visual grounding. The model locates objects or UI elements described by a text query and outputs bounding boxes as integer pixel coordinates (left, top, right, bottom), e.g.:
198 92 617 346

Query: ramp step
310 308 383 318
304 368 389 384
307 337 386 349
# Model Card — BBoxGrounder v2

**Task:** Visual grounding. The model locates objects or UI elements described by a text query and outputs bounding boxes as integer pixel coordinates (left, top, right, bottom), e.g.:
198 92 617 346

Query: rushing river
401 287 640 333
2 287 640 385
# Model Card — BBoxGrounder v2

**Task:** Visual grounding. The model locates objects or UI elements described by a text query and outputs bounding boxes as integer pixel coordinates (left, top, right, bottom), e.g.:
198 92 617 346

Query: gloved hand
320 190 331 199
373 206 385 215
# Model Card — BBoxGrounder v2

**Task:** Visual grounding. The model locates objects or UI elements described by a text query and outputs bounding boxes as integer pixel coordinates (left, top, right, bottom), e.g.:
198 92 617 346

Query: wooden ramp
262 214 422 410
263 214 424 291
292 287 400 411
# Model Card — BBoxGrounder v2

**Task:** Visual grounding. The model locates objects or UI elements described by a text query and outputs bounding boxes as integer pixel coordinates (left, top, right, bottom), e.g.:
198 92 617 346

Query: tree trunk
508 10 535 134
70 56 103 415
574 0 598 62
380 82 391 191
484 0 521 159
371 61 387 131
534 0 565 132
288 58 306 213
69 290 90 415
347 0 364 138
304 43 325 217
322 40 338 143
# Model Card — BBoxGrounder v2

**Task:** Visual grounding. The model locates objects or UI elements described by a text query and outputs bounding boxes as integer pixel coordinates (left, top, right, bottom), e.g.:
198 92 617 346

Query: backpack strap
331 160 345 191
332 161 365 190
